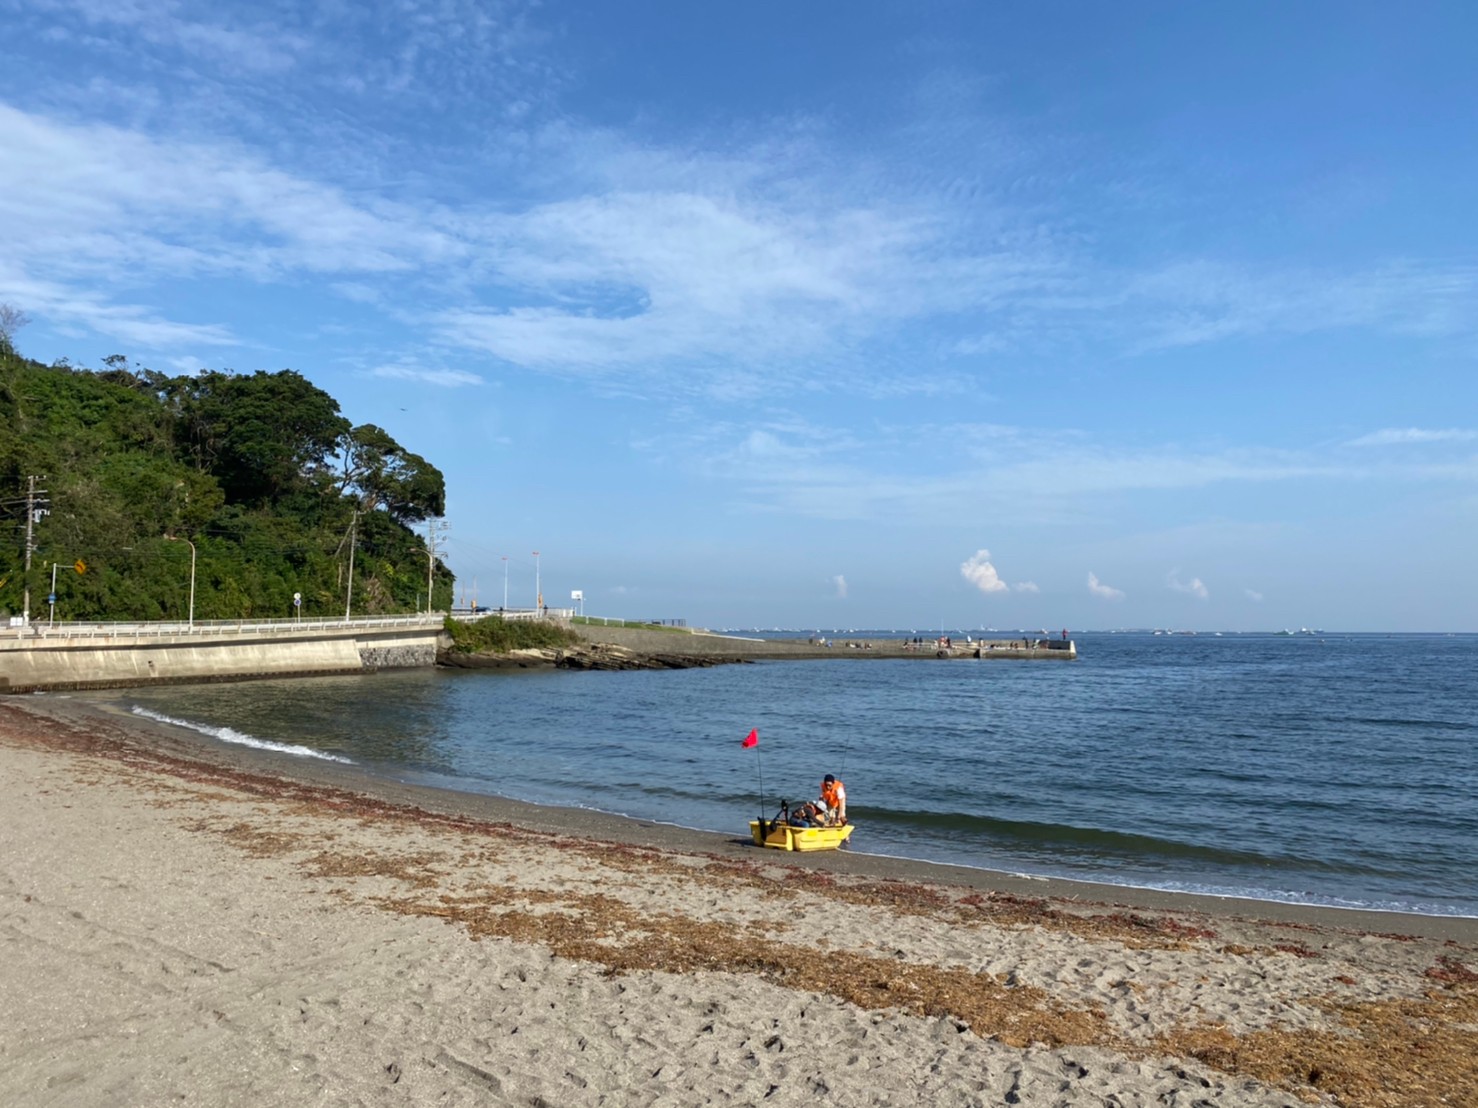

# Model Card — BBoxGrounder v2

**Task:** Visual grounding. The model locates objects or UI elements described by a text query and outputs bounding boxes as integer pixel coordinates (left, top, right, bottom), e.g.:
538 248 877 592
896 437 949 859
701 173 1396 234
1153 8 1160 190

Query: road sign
46 594 56 604
293 592 302 607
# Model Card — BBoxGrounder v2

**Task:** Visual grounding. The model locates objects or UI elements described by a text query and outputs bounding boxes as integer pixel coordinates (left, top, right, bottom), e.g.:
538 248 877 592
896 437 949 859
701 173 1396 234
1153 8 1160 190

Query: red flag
741 728 759 748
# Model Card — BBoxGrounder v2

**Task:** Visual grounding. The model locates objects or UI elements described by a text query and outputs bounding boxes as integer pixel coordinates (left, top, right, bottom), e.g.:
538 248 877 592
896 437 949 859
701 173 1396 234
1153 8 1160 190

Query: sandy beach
2 696 1474 1107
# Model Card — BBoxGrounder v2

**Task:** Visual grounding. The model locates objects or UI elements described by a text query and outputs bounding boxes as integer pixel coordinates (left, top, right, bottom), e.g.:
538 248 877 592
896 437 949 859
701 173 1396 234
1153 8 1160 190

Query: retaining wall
0 620 442 693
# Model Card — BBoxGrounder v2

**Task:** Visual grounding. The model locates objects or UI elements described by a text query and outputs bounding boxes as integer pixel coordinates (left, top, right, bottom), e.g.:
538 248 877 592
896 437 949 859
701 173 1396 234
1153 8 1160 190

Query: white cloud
0 103 460 287
832 574 847 599
1168 571 1209 599
434 180 1062 379
370 364 484 387
31 0 312 73
1244 588 1264 602
0 263 237 350
960 549 1009 594
1124 261 1478 352
1347 428 1477 447
1087 572 1124 600
1015 581 1039 593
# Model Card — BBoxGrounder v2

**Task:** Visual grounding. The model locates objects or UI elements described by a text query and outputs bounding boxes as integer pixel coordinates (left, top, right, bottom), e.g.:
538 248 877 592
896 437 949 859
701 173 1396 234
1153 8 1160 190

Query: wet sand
2 695 1475 1106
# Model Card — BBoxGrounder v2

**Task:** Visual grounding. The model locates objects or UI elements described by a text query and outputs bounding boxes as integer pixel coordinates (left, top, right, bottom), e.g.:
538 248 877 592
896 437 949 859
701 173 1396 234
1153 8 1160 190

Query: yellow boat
748 817 855 852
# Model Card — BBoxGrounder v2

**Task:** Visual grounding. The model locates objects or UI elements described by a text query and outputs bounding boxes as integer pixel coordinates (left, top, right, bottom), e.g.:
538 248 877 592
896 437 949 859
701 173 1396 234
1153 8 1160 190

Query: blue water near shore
108 631 1478 917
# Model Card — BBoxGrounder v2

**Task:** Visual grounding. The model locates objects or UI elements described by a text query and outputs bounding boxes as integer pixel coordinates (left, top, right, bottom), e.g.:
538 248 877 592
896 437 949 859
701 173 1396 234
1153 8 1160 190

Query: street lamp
533 550 541 613
165 535 196 631
501 555 509 610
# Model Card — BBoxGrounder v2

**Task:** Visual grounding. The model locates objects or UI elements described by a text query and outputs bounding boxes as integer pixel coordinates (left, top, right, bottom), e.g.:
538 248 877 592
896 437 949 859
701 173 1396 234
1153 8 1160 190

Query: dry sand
1 696 1475 1107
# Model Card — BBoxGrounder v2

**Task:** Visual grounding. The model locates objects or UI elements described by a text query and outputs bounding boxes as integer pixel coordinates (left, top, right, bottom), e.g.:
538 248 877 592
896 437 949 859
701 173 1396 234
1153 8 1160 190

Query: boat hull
748 820 854 852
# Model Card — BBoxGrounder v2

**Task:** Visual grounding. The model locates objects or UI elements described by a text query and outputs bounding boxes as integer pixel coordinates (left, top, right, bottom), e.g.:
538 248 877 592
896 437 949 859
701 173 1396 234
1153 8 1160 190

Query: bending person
819 773 847 824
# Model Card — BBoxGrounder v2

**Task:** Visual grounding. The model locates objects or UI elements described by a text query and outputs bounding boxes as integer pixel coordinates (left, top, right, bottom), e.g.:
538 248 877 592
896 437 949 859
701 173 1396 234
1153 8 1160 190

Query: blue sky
3 1 1476 632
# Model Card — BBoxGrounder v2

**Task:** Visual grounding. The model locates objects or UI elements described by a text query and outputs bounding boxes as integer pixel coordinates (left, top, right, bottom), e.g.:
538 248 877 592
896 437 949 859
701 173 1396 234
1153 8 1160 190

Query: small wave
865 805 1288 868
131 706 353 764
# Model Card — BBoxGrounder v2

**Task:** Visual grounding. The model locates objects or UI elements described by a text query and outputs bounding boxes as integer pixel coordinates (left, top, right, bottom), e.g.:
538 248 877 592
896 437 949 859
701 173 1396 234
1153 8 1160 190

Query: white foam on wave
132 706 354 764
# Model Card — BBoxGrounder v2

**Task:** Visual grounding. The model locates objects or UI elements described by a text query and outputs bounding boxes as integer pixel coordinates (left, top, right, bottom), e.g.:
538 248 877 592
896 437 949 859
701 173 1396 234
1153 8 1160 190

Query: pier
558 625 1078 661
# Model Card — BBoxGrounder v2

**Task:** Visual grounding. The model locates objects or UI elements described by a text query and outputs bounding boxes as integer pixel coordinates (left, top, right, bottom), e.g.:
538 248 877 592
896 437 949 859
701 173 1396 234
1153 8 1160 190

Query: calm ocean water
103 632 1478 917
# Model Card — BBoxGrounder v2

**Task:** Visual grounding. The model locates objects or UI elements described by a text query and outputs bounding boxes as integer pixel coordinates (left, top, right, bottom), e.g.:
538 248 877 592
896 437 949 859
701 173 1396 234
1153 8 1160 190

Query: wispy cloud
1244 589 1264 602
370 364 484 387
832 574 847 599
1087 572 1124 600
1168 571 1209 599
1124 261 1478 352
5 70 1474 391
26 0 313 74
1347 427 1477 447
0 101 482 354
1015 581 1039 593
0 264 237 348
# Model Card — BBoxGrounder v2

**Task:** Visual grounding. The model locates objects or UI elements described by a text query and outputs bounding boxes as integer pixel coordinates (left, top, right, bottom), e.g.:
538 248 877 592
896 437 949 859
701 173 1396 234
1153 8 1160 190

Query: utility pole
22 475 48 627
344 510 358 620
423 518 445 615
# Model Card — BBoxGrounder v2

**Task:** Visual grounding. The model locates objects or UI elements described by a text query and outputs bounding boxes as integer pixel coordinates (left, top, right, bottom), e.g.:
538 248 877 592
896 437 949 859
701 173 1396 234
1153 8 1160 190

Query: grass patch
443 616 581 653
570 617 693 632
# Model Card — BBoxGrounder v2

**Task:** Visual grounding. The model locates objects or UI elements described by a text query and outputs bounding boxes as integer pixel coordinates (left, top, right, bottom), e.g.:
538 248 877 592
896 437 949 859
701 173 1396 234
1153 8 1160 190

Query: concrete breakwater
0 615 444 694
0 619 1075 693
567 625 1077 661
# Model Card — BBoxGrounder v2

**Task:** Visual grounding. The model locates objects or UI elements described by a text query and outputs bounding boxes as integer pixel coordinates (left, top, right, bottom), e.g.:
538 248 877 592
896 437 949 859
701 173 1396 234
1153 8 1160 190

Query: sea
98 631 1478 919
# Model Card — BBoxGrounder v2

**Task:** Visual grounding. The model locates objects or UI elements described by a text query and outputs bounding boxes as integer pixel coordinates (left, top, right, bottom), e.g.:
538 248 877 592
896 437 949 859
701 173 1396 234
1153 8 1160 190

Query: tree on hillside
1 354 455 621
170 370 351 504
0 304 30 354
337 423 446 523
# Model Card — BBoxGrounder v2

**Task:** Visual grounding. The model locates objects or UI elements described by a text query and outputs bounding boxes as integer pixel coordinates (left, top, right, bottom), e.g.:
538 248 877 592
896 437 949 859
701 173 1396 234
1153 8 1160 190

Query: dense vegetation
442 616 580 653
0 334 452 623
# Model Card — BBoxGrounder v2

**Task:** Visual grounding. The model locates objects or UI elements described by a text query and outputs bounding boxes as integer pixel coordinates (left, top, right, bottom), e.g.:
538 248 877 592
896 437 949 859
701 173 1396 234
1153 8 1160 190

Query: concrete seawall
0 617 444 694
1 618 1074 693
569 624 1077 661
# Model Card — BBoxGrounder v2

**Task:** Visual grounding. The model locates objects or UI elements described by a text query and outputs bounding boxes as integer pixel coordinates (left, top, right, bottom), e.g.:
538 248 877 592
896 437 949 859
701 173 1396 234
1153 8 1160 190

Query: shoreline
93 691 1478 937
4 694 1477 1105
31 693 1478 941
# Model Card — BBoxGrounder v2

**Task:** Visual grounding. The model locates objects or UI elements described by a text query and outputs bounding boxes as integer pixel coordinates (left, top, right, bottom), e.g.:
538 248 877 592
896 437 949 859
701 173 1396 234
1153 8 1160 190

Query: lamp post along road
502 556 509 610
533 550 541 613
344 511 358 620
166 535 196 630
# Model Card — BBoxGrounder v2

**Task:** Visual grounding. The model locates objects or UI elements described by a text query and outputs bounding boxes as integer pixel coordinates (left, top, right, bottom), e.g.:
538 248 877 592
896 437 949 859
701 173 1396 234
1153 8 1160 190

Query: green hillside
0 339 451 623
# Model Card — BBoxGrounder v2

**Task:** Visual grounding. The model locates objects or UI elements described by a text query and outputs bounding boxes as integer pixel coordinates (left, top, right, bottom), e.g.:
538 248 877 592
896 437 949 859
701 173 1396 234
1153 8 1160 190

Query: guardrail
4 613 445 642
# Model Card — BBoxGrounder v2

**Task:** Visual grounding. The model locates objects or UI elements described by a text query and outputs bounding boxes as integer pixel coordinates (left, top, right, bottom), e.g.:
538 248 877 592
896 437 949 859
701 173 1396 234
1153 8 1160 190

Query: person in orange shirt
819 774 847 824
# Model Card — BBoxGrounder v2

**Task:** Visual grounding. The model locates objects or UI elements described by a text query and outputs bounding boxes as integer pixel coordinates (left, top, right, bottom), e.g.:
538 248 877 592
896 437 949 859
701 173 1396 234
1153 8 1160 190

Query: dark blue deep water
107 632 1478 917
